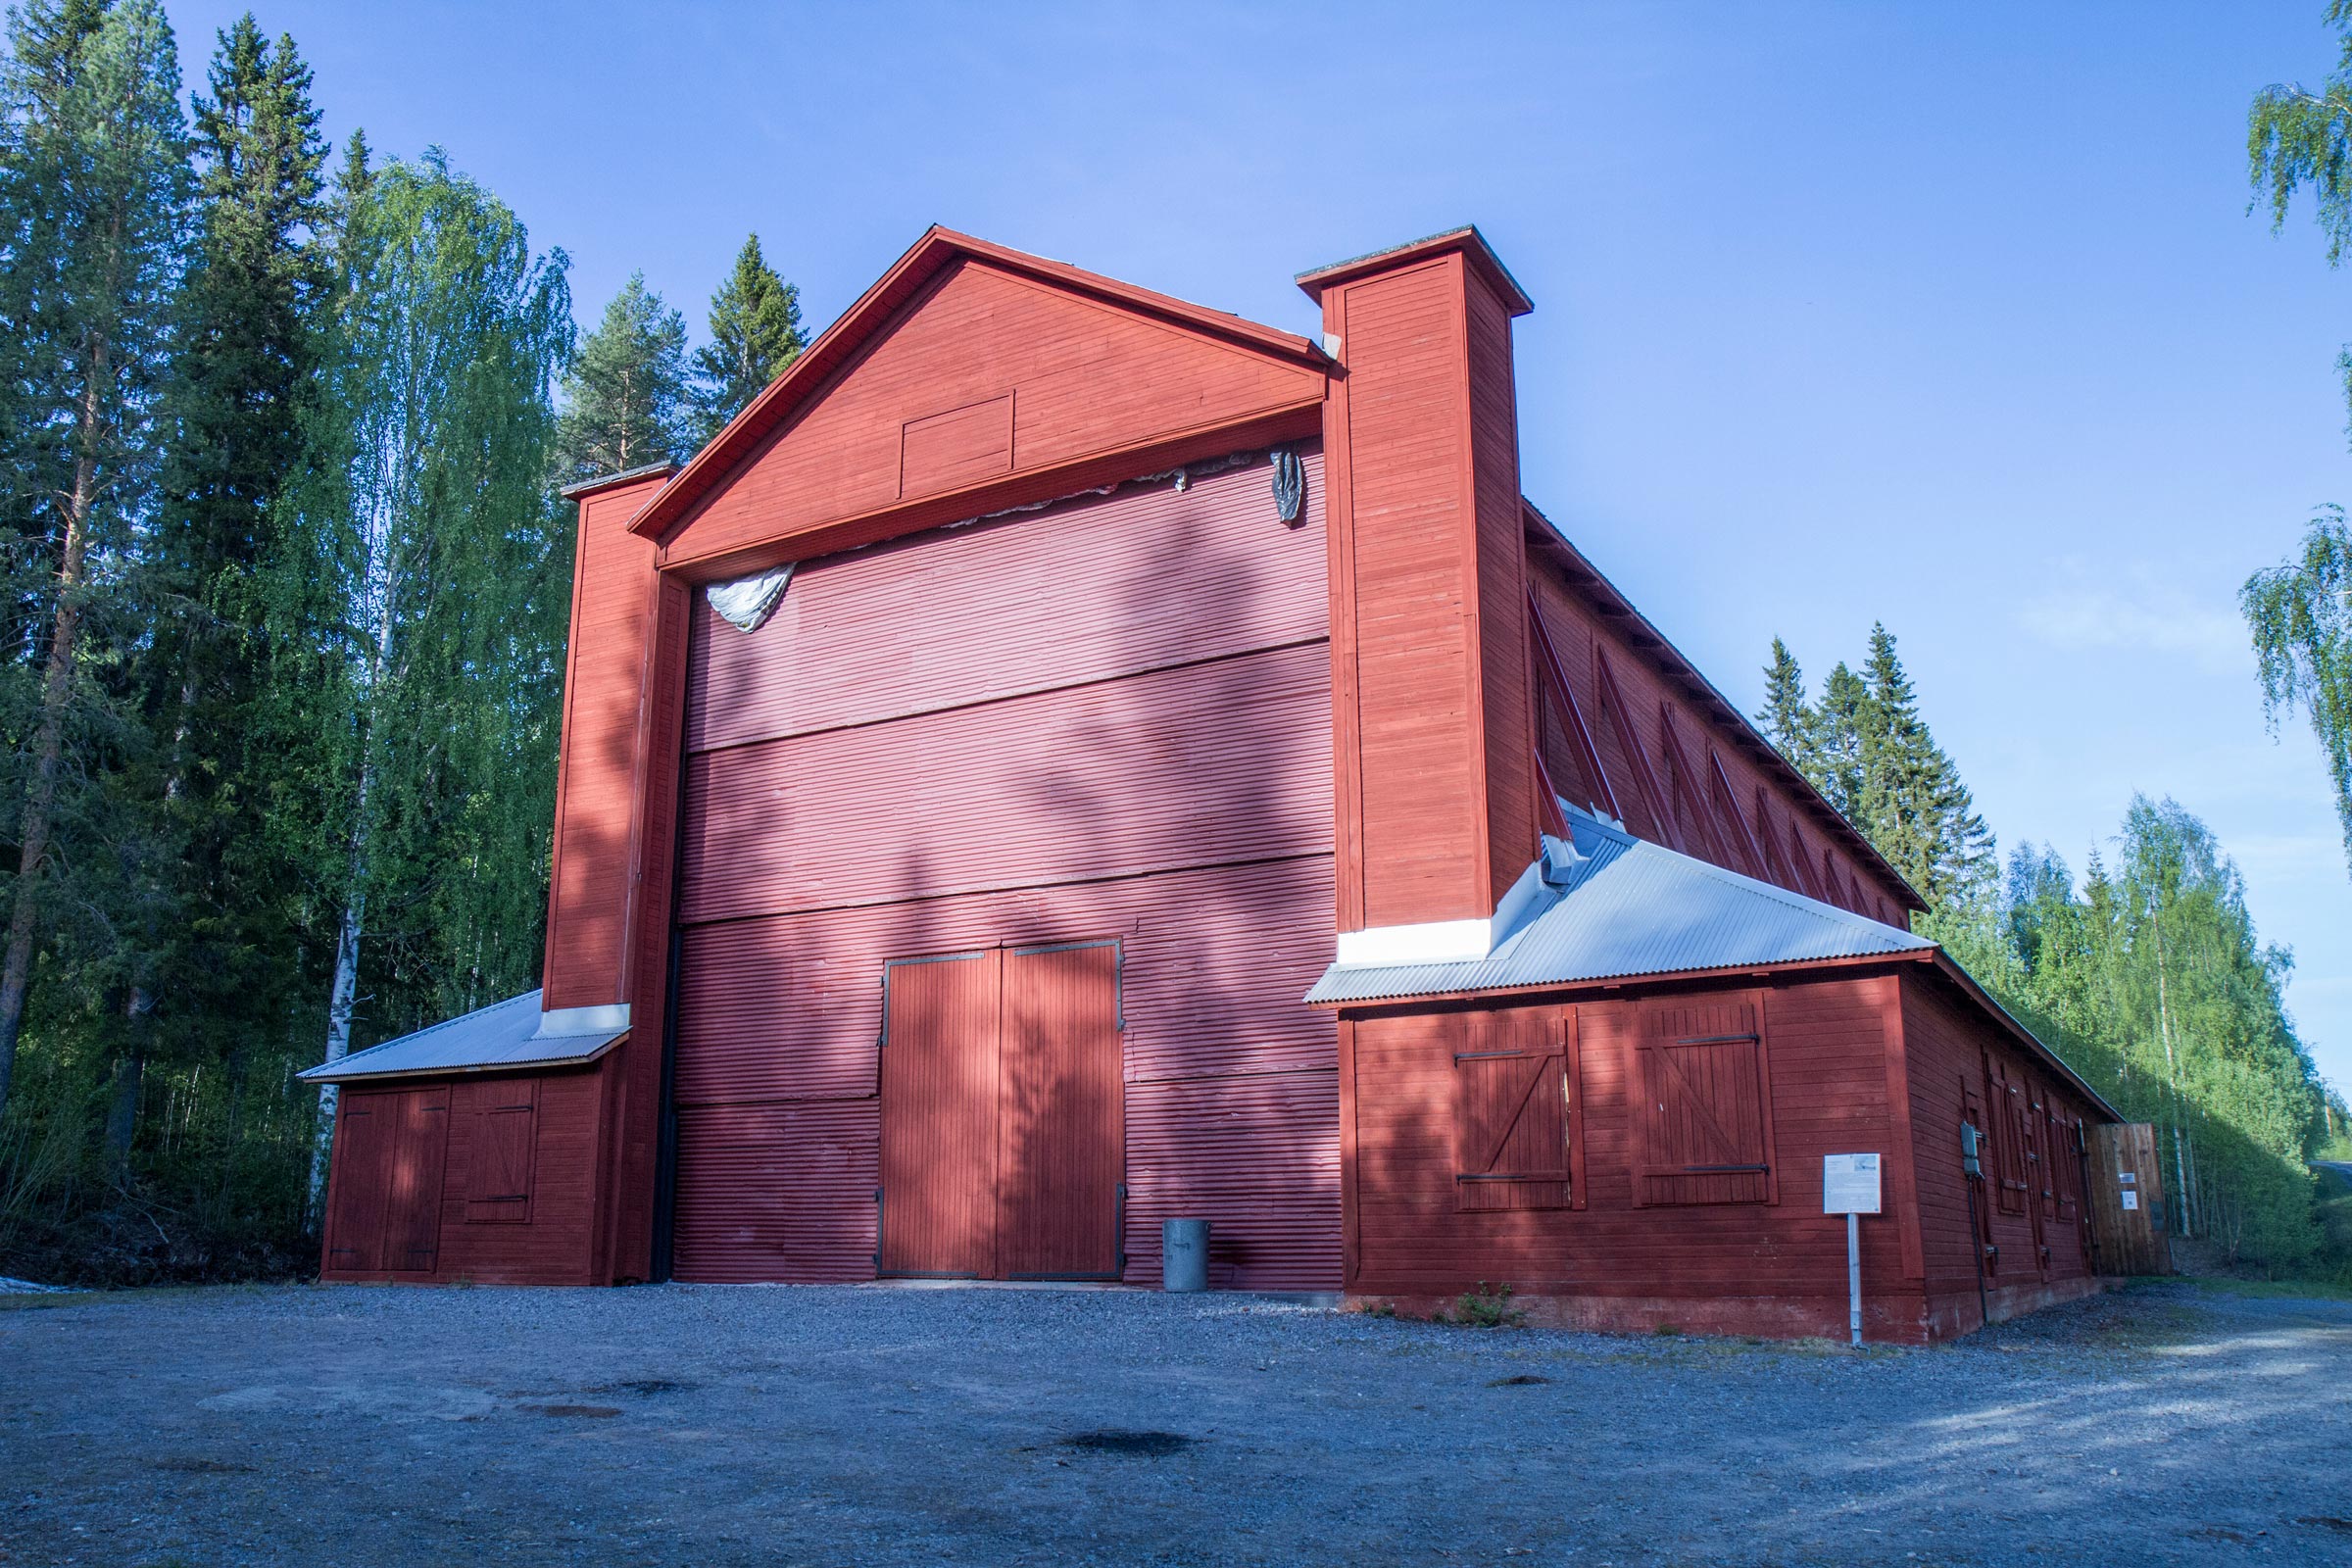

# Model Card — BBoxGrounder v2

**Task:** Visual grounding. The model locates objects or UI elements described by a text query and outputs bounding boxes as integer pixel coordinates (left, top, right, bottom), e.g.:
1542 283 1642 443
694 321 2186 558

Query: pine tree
0 0 186 1120
690 232 803 442
553 271 687 483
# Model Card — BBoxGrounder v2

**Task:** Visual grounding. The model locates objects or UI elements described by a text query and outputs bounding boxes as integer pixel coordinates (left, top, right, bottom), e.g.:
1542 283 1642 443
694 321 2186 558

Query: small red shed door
879 951 1003 1277
998 942 1123 1279
322 1094 392 1273
322 1086 448 1275
384 1087 450 1274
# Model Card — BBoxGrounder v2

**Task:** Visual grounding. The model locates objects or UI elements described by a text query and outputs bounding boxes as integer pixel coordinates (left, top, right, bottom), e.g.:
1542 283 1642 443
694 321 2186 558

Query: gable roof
297 991 625 1084
628 225 1331 548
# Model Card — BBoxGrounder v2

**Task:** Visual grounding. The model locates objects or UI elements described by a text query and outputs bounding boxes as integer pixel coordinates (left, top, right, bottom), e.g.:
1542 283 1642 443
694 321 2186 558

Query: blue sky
168 1 2352 1092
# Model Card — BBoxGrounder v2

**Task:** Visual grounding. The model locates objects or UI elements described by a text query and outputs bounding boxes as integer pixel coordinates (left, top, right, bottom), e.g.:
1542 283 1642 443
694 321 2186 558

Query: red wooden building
303 225 2120 1340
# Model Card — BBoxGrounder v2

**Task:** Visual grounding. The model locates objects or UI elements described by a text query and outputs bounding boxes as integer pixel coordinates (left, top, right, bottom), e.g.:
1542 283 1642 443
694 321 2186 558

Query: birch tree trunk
306 543 398 1217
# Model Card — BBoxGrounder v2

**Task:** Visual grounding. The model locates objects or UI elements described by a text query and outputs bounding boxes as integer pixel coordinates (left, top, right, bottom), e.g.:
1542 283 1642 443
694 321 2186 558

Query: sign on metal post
1824 1153 1882 1347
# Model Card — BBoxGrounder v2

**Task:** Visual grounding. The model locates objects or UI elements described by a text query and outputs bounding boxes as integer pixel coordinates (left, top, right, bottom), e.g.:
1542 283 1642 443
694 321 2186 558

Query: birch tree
298 143 569 1210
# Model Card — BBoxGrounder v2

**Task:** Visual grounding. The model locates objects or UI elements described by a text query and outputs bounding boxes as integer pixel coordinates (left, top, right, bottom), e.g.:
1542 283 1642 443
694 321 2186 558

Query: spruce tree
690 232 804 441
1810 662 1870 822
1755 637 1816 779
553 271 688 483
1854 624 1994 905
0 0 186 1120
112 18 329 1170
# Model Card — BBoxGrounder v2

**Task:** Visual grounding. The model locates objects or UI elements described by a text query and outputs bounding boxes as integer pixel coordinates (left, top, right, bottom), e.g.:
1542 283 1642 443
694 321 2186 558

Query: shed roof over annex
298 990 626 1085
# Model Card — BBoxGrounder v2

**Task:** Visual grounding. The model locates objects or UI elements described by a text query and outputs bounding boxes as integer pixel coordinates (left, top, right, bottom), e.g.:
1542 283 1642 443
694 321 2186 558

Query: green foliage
554 270 686 484
691 231 803 442
2250 2 2352 420
1922 801 2330 1272
1755 625 1993 904
2243 505 2352 875
297 142 572 1036
1436 1281 1524 1328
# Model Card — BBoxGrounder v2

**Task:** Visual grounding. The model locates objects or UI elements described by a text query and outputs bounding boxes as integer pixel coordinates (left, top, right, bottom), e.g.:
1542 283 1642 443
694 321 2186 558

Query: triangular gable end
637 227 1332 576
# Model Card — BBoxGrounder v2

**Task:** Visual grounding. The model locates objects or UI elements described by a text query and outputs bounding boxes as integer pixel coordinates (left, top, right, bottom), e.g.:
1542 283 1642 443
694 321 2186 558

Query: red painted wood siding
1528 563 1910 921
658 259 1326 574
544 472 669 1009
1347 976 1924 1336
669 451 1339 1290
1899 973 2097 1331
318 1066 604 1286
1319 249 1536 930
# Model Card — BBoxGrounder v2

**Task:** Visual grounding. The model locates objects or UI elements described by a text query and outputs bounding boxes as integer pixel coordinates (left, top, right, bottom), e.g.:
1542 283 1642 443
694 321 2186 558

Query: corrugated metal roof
1305 806 1935 1004
297 990 625 1083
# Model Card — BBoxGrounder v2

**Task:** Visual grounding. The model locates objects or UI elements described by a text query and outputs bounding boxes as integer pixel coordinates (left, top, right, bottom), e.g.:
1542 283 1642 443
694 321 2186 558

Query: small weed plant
1438 1282 1524 1329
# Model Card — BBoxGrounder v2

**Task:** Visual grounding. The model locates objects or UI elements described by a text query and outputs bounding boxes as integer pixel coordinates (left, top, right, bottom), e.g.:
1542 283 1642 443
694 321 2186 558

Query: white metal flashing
534 1004 630 1040
1334 917 1493 968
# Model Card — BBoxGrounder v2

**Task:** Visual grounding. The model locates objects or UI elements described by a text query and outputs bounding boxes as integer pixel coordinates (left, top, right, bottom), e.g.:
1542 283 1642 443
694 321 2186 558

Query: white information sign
2121 1191 2139 1211
1823 1152 1883 1215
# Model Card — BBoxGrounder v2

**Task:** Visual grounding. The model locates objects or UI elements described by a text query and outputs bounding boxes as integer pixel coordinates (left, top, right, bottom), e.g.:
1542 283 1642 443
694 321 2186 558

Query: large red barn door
998 942 1123 1279
878 951 1002 1277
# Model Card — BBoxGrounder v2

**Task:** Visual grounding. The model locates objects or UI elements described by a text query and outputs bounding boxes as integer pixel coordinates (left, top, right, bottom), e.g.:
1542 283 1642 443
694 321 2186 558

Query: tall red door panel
320 1086 448 1278
878 951 1002 1277
322 1095 391 1273
998 942 1123 1279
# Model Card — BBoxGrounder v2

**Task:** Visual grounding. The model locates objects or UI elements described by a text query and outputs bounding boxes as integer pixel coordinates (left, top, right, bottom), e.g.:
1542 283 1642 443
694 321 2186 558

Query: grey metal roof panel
297 990 625 1083
1304 806 1935 1005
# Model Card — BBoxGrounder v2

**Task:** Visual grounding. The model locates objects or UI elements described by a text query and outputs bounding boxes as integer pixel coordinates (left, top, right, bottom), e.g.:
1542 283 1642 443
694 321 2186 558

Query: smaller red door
998 942 1123 1279
322 1095 391 1273
878 951 1002 1277
320 1086 449 1276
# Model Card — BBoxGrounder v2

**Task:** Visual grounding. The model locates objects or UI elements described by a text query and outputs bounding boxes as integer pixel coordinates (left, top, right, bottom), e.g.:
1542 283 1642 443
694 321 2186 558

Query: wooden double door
322 1086 449 1276
878 941 1124 1280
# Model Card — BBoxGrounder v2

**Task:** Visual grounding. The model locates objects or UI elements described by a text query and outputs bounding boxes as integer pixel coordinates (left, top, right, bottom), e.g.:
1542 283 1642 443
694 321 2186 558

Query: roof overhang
297 991 630 1085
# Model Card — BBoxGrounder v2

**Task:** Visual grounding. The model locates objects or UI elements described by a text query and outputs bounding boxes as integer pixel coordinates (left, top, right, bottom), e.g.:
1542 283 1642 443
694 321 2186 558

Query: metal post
1847 1209 1862 1348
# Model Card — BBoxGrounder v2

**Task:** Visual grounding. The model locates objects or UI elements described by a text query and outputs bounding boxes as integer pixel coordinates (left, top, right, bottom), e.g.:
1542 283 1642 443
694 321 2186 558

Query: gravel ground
1 1278 2346 1567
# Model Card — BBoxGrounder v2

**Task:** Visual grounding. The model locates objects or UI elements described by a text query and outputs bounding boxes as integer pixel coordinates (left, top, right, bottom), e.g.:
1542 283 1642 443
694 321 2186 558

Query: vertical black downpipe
649 608 696 1284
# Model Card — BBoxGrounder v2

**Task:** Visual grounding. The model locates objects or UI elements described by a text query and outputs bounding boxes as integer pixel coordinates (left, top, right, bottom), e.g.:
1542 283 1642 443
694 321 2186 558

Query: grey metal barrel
1161 1218 1210 1292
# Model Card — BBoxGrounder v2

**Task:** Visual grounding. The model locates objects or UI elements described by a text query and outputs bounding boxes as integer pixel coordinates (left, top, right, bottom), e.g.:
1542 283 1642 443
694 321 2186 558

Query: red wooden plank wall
1899 974 2097 1332
1317 247 1537 931
658 260 1326 573
1527 562 1910 923
318 1065 606 1286
1348 976 1927 1337
669 452 1340 1290
544 471 670 1009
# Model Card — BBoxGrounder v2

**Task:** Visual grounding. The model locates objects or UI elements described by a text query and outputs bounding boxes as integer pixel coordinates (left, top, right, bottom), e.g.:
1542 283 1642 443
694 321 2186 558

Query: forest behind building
0 0 799 1283
0 0 2343 1287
